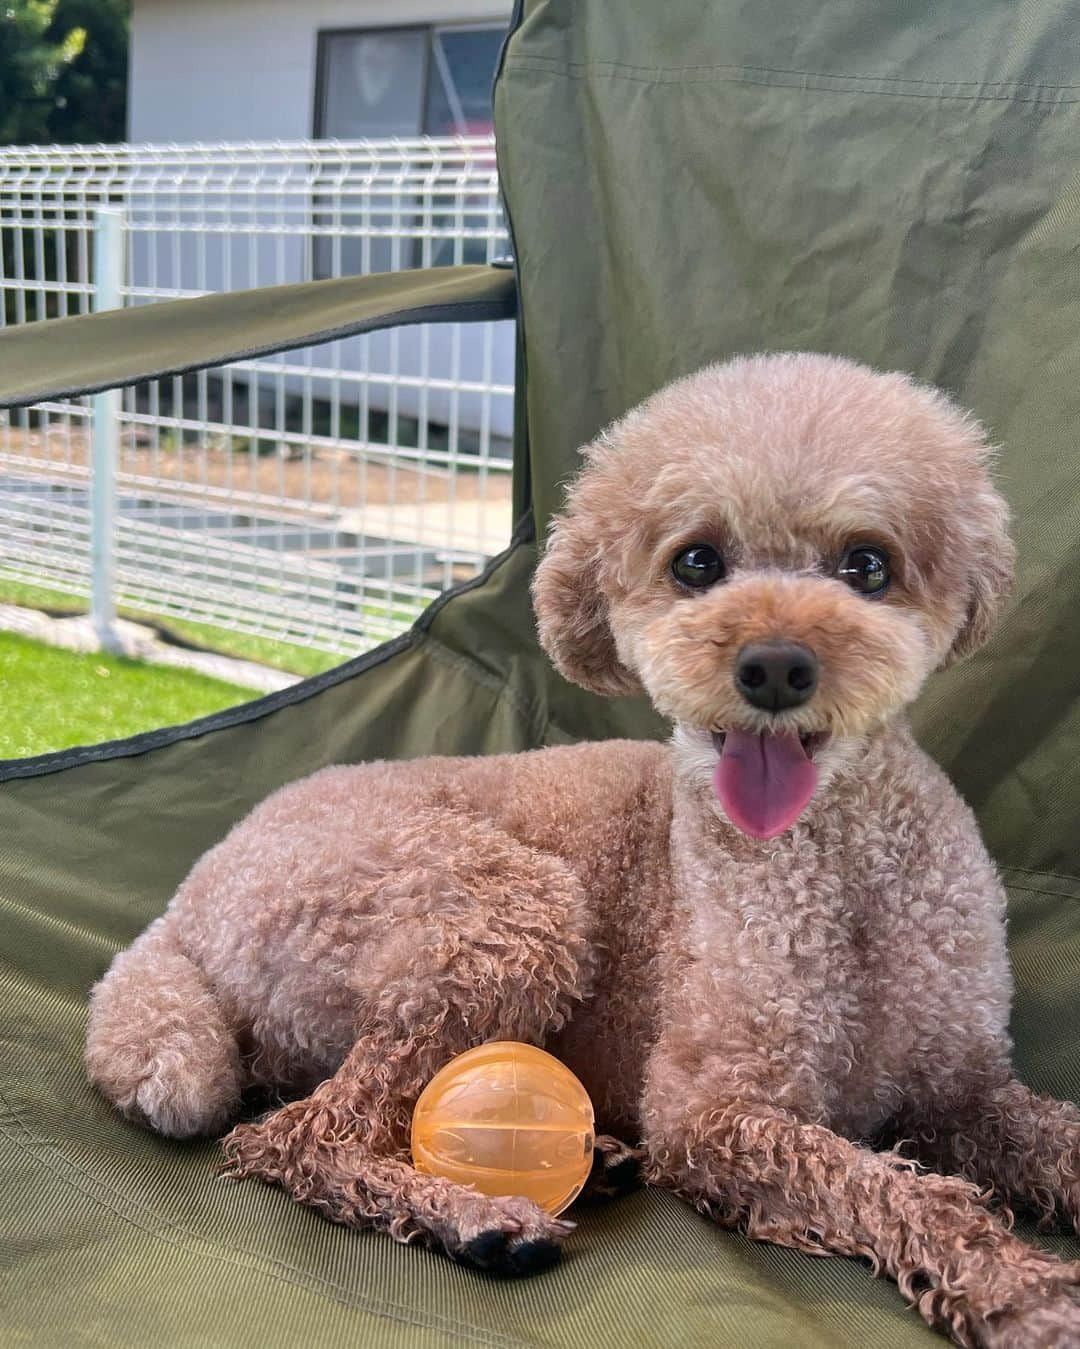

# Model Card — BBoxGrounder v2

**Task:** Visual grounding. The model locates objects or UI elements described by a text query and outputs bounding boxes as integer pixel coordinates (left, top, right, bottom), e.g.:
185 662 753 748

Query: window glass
425 27 502 266
425 27 503 137
319 29 426 139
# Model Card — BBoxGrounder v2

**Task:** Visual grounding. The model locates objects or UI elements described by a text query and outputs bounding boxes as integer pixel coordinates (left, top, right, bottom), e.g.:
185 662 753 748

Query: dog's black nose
735 641 819 712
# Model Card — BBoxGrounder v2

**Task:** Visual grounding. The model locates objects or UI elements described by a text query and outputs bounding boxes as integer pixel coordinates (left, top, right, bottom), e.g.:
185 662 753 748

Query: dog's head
533 353 1014 839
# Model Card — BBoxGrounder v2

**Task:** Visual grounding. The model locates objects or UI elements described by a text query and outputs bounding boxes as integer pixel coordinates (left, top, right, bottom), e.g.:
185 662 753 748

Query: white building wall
128 0 515 441
129 0 510 143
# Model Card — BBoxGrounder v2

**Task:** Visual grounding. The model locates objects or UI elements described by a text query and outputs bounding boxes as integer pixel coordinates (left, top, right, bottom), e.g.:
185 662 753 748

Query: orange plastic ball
411 1041 595 1215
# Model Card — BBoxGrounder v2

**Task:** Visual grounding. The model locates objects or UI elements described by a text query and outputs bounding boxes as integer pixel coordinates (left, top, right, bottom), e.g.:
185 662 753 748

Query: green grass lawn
0 631 252 759
0 577 344 678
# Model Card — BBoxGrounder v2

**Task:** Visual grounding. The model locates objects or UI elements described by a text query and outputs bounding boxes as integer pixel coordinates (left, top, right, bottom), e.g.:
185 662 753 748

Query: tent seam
506 53 1080 92
1003 865 1080 892
504 55 1080 104
1004 881 1080 904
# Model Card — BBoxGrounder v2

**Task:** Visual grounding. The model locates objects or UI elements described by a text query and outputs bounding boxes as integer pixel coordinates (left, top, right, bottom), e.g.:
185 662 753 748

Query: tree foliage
0 0 128 144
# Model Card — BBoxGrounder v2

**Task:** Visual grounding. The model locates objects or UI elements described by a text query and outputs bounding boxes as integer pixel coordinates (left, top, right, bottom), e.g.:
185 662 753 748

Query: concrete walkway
0 603 300 693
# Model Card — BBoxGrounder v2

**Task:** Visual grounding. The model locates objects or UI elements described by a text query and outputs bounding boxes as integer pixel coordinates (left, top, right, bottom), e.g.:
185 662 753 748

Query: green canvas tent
3 1 1080 1344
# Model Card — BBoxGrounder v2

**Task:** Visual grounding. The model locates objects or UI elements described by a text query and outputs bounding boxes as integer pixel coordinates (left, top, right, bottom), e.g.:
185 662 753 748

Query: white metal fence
0 138 514 663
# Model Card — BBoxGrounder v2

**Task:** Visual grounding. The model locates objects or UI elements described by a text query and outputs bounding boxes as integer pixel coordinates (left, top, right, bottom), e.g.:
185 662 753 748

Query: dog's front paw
977 1291 1080 1349
450 1195 574 1277
971 1264 1080 1349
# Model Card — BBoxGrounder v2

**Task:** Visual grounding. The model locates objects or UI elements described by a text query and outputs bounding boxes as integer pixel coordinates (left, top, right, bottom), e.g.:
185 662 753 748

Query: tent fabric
4 0 1080 1344
0 264 517 409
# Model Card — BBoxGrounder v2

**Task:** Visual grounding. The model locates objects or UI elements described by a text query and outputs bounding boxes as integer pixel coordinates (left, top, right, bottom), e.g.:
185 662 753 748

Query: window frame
312 20 505 142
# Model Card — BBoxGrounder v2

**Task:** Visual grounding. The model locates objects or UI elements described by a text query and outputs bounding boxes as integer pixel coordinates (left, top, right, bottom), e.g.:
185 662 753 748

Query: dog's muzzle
734 640 819 712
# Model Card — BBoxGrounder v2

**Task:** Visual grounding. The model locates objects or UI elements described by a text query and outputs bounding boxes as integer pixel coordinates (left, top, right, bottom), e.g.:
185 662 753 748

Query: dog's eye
837 546 890 596
672 544 726 589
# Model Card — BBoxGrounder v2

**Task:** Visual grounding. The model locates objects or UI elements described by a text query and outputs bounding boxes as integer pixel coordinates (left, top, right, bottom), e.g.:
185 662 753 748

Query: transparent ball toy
411 1041 595 1215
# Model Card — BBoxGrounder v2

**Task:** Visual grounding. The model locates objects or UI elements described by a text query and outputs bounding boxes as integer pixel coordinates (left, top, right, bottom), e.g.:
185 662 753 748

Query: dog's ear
532 484 642 697
942 484 1016 665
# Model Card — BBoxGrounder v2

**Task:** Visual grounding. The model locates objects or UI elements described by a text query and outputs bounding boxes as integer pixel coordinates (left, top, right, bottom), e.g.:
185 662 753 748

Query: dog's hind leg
86 915 243 1138
222 831 594 1274
580 1134 644 1201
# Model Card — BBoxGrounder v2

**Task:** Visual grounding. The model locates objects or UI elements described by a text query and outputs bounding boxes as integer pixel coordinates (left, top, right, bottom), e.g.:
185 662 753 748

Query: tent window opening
314 24 504 275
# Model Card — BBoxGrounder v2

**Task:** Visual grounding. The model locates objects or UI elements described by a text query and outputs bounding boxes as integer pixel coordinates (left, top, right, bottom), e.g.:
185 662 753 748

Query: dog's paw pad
457 1230 563 1277
505 1236 562 1276
459 1230 512 1270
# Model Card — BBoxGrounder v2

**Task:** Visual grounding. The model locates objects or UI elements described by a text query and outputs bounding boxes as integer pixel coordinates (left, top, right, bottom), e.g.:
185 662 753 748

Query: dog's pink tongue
713 730 818 839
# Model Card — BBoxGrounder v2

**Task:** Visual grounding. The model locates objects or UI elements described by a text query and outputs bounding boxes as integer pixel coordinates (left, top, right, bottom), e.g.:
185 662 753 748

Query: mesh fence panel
0 138 513 659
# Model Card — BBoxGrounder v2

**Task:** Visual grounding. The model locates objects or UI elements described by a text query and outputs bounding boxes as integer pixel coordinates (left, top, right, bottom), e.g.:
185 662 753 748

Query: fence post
90 206 125 653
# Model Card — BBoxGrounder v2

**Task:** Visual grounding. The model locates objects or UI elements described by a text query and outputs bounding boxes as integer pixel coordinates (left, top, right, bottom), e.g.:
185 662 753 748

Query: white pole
90 206 124 653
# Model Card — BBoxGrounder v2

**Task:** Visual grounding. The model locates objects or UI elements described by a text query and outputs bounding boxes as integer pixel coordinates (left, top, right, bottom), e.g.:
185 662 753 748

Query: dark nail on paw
506 1238 562 1277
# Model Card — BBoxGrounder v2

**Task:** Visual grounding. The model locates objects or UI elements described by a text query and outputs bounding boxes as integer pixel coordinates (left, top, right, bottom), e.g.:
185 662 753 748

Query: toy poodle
86 353 1080 1347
